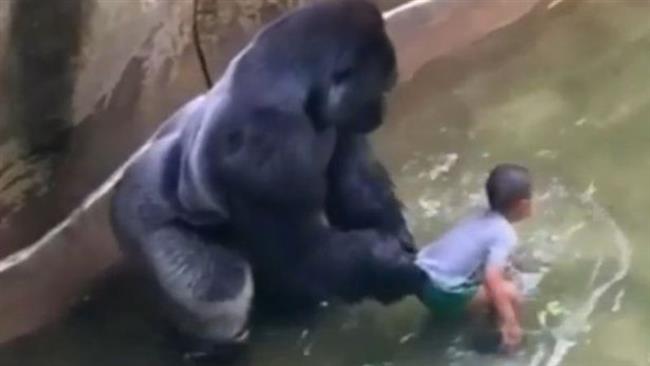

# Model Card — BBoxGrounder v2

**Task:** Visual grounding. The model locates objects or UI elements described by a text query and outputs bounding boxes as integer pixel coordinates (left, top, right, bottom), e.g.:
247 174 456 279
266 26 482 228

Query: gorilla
110 0 425 356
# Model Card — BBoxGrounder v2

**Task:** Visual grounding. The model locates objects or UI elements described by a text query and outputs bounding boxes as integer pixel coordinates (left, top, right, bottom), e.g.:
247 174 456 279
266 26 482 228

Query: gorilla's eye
226 130 244 154
332 68 354 85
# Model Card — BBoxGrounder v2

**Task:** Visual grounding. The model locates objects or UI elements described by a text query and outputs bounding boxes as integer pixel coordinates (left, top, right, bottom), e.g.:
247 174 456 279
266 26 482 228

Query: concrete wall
0 0 543 345
0 0 319 258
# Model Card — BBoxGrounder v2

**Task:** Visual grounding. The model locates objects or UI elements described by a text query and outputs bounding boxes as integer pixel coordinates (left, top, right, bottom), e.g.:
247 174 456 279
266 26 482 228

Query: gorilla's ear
304 84 329 131
332 67 355 85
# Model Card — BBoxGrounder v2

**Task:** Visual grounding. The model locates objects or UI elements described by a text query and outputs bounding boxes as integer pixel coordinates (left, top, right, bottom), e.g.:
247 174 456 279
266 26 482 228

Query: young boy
416 163 532 352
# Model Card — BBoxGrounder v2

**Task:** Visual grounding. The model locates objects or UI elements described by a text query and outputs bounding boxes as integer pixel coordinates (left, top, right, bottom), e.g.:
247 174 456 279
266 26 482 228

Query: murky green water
1 1 649 365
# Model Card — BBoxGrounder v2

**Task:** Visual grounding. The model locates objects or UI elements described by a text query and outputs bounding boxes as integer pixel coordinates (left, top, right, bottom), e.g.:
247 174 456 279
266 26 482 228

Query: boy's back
416 209 516 290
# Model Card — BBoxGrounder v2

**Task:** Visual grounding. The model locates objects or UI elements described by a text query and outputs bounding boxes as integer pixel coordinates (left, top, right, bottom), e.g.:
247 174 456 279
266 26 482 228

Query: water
2 1 650 365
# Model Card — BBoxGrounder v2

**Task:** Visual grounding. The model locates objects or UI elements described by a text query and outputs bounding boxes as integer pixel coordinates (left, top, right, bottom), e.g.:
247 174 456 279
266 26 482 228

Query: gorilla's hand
366 235 425 303
300 229 423 305
374 260 425 304
393 224 416 254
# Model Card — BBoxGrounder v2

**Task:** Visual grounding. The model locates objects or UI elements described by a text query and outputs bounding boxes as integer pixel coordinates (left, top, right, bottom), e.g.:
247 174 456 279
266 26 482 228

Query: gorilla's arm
326 134 415 251
298 229 425 304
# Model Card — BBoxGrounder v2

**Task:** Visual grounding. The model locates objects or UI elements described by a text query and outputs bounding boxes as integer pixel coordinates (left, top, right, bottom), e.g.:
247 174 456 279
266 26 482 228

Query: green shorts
418 280 479 319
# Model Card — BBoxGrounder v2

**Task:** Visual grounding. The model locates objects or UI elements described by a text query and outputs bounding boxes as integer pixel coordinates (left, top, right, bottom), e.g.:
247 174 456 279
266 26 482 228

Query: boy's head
485 164 532 222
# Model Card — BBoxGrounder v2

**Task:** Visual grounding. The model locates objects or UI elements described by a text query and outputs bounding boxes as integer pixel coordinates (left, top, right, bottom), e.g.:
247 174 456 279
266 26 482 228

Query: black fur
110 0 425 355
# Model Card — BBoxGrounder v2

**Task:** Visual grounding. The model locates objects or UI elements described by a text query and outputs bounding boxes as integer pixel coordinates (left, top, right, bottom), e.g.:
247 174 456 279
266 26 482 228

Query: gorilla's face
326 32 397 134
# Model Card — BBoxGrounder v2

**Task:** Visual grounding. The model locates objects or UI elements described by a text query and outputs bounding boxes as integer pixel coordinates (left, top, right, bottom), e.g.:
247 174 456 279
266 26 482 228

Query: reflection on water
2 0 650 365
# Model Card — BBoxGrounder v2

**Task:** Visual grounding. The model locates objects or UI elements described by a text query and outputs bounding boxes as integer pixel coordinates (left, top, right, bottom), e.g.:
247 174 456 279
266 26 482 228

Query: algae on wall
0 0 188 256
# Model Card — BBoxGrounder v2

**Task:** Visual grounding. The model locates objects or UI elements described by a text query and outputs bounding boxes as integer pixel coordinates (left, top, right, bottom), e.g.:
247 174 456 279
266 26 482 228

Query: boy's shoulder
476 209 518 245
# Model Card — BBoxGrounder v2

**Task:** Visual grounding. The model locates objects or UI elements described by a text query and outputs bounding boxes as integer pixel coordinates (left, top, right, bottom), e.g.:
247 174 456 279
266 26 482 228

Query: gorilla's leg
143 226 253 358
326 134 415 251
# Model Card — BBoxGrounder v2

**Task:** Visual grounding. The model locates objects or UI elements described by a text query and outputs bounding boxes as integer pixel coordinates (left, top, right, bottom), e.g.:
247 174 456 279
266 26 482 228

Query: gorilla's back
110 90 230 254
110 136 180 256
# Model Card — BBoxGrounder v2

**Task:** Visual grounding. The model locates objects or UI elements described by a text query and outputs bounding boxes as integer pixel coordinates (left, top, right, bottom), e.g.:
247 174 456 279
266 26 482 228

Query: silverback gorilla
110 0 425 357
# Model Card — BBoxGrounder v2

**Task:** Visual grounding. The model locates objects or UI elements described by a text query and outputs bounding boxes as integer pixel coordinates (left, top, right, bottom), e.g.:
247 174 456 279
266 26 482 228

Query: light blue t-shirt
416 209 517 291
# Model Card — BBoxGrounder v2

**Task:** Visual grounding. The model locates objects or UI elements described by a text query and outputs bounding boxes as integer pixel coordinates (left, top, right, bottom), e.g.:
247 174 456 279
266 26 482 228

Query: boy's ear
515 198 532 218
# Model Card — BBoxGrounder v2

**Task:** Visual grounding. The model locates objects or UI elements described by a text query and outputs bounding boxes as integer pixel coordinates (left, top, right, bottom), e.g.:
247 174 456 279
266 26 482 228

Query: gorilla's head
236 0 397 134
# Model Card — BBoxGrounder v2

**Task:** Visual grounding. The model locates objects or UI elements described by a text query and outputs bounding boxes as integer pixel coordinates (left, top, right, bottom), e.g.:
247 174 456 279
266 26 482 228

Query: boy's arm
484 266 519 320
484 231 522 351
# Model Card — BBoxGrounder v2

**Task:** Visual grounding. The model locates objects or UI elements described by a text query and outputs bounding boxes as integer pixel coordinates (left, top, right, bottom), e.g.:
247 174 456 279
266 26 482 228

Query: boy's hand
500 321 523 352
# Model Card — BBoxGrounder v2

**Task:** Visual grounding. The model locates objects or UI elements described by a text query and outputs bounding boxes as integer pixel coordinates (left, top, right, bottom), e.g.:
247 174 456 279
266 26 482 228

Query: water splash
611 289 625 313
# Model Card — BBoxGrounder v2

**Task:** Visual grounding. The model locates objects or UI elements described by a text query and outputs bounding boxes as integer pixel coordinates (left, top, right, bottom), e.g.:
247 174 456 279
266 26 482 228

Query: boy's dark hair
485 163 531 214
